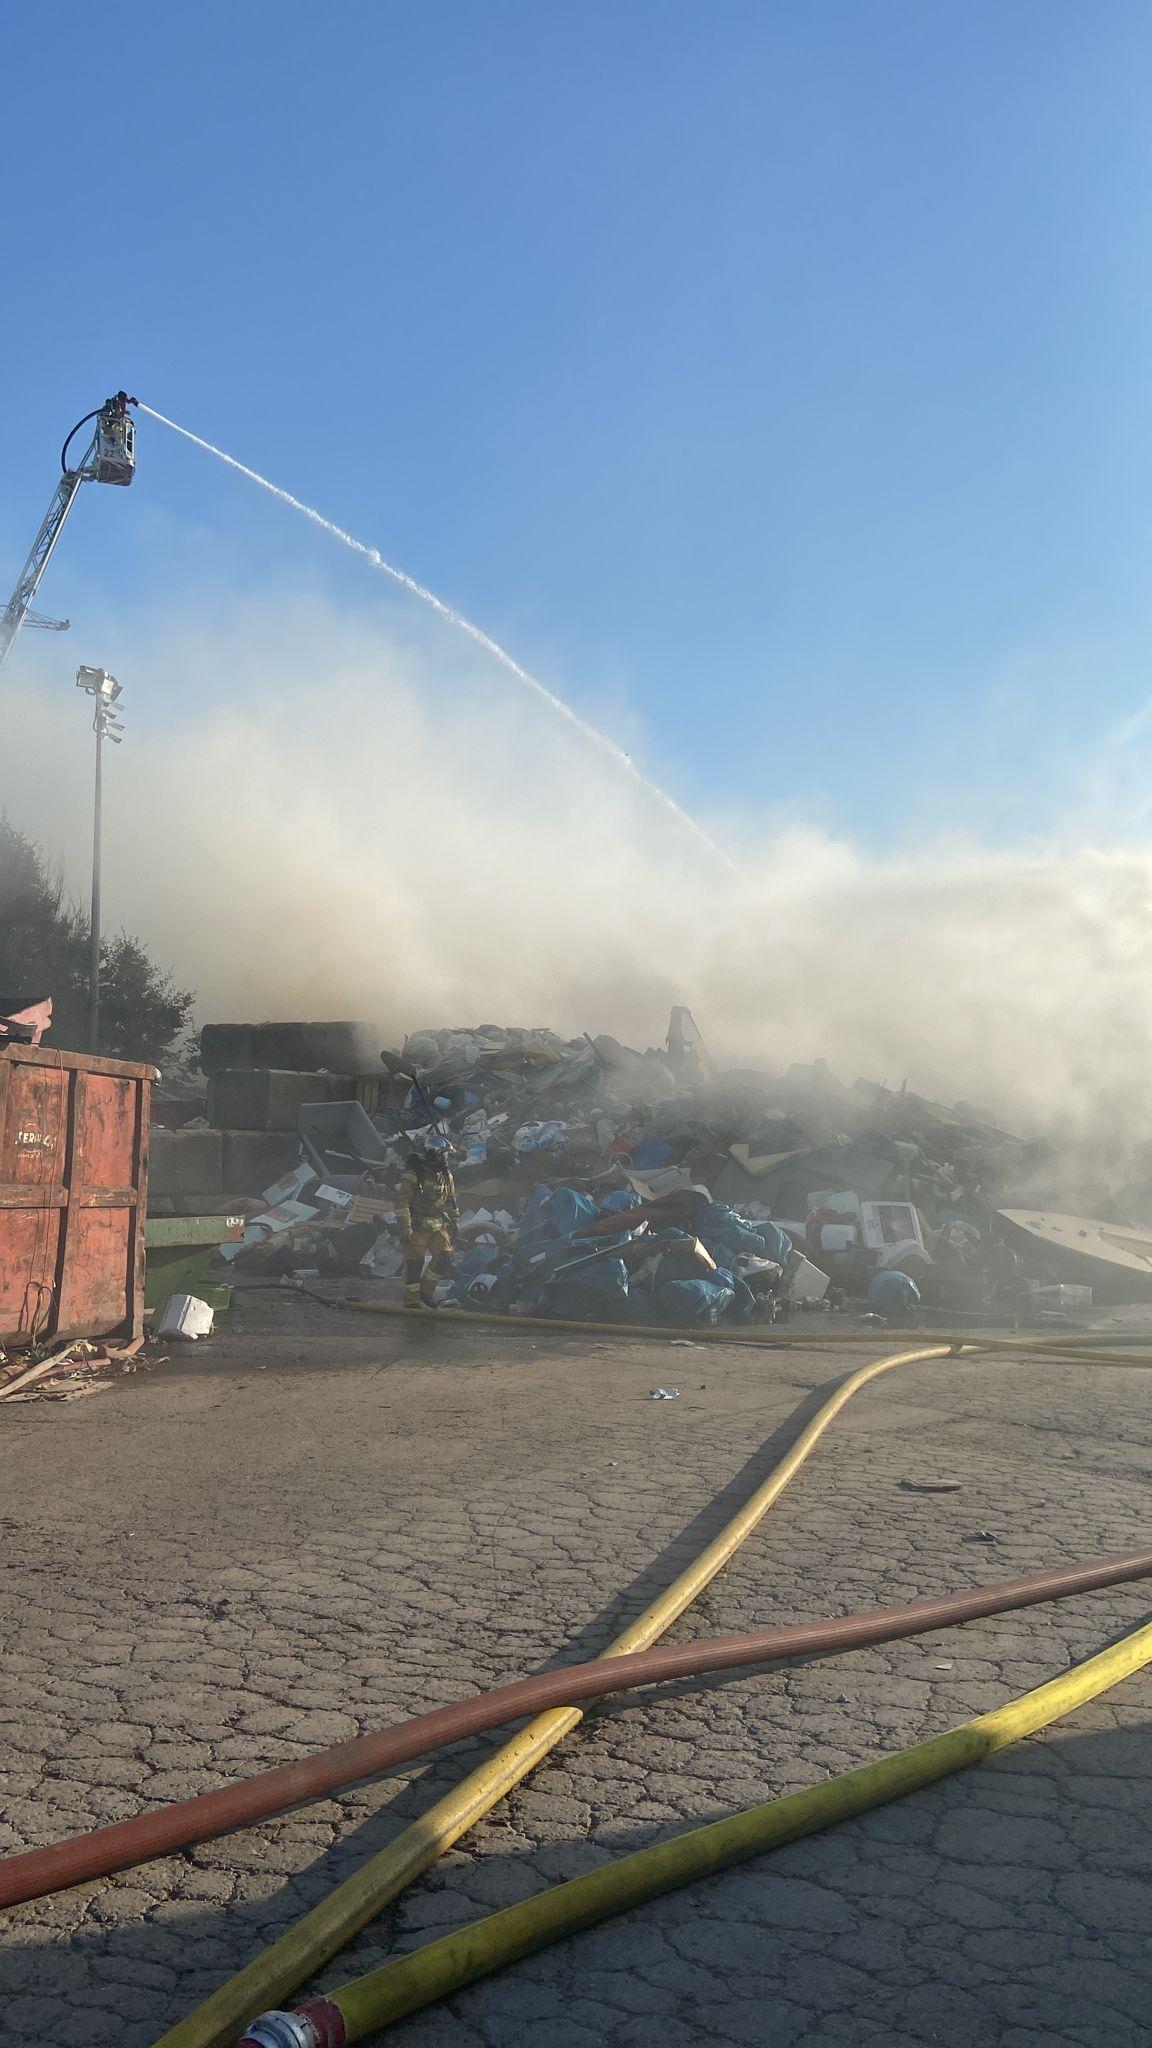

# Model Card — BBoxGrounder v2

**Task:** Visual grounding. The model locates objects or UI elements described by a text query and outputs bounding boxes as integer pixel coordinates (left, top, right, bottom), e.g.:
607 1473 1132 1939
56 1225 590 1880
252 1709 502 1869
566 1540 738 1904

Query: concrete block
207 1069 355 1131
299 1021 381 1074
199 1024 256 1075
250 1022 310 1070
199 1020 381 1075
221 1129 301 1194
148 1128 224 1198
151 1095 210 1129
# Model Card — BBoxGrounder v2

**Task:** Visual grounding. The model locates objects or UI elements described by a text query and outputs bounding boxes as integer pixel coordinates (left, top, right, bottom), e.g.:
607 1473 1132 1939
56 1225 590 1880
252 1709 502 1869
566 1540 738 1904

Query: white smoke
5 589 1152 1163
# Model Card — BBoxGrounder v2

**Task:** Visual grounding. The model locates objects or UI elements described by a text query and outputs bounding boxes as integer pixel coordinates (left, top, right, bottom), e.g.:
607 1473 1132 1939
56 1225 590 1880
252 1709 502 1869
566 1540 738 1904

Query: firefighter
395 1134 459 1307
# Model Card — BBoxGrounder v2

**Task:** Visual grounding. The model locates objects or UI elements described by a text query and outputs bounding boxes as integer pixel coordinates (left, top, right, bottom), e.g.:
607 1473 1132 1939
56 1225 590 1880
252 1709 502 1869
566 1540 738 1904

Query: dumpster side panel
0 1210 63 1341
56 1209 134 1333
0 1059 67 1341
0 1047 152 1346
78 1071 138 1188
0 1061 68 1184
54 1070 146 1338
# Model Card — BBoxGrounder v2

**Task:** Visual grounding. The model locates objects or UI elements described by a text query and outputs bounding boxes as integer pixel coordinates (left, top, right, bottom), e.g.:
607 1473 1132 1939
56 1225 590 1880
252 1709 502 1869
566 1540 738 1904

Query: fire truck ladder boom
0 392 137 677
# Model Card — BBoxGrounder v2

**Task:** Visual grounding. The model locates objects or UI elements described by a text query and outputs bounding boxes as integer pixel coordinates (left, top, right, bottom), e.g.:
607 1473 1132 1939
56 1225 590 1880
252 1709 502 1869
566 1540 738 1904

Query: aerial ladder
0 392 138 676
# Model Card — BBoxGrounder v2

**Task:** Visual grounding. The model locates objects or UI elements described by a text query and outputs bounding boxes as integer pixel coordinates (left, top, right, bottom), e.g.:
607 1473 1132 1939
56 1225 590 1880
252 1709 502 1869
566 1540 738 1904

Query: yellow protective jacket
395 1157 459 1240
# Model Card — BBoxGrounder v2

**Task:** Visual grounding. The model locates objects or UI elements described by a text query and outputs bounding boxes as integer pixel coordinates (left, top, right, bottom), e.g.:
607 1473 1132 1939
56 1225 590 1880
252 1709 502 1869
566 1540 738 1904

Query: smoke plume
5 592 1152 1159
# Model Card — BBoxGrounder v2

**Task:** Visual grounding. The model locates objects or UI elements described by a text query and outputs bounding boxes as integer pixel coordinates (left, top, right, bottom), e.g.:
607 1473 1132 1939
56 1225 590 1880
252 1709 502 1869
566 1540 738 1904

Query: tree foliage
0 816 194 1066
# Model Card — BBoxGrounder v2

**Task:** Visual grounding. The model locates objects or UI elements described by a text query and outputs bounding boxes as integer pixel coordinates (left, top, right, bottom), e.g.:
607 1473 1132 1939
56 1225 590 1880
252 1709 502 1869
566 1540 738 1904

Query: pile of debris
0 1335 151 1404
184 1007 1152 1326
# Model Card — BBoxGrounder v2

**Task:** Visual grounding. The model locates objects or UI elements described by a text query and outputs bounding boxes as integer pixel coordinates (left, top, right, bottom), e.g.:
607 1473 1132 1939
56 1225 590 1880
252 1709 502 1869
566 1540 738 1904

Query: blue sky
6 0 1152 849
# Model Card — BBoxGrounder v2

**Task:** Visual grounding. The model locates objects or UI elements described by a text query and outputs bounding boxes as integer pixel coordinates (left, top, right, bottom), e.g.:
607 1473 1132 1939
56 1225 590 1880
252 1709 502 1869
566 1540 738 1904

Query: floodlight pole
89 709 104 1055
76 667 124 1055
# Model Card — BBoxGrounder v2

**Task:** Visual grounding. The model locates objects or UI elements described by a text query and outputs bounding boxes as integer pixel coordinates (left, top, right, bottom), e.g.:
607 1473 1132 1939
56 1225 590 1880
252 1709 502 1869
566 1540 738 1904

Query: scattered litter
649 1386 680 1399
513 1120 568 1155
360 1233 405 1279
935 1661 955 1671
0 1351 80 1400
261 1163 320 1208
156 1294 215 1341
0 1333 158 1404
218 1197 322 1264
899 1479 963 1494
963 1530 1000 1544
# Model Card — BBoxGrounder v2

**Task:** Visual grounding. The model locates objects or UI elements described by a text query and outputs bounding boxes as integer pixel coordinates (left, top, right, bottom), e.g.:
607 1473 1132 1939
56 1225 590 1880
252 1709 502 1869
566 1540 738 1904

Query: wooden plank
0 1186 68 1210
0 1352 74 1400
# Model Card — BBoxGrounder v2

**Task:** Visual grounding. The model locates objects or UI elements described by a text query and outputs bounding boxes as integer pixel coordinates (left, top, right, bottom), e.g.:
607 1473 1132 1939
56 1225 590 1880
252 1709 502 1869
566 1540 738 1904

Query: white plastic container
820 1223 858 1252
787 1255 831 1303
156 1293 215 1341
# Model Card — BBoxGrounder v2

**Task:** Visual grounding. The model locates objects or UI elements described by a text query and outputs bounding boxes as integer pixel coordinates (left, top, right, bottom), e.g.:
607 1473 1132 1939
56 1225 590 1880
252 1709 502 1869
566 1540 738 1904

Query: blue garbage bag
712 1263 757 1319
451 1246 498 1281
630 1136 674 1171
869 1269 921 1313
693 1202 767 1257
543 1187 601 1238
519 1184 554 1235
501 1226 633 1311
497 1233 567 1308
598 1190 644 1218
756 1218 794 1269
445 1244 500 1306
656 1275 737 1325
542 1258 630 1321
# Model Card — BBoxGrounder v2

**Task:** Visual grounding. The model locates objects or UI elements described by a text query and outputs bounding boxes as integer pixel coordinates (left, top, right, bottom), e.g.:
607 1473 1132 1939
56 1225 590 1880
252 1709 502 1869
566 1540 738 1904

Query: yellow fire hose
308 1614 1152 2039
158 1338 1152 2048
343 1296 1152 1364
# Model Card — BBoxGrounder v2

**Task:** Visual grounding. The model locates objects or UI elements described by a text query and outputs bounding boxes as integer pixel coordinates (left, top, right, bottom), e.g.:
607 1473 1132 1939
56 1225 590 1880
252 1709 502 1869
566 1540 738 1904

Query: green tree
0 816 194 1066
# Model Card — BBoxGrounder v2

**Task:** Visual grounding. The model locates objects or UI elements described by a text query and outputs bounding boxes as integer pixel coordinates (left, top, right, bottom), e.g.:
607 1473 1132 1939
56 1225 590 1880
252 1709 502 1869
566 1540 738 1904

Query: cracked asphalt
2 1292 1151 2047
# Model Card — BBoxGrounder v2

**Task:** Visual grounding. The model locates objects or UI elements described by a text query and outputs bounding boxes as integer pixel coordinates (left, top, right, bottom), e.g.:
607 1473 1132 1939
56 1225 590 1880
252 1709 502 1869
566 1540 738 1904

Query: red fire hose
3 1546 1151 1911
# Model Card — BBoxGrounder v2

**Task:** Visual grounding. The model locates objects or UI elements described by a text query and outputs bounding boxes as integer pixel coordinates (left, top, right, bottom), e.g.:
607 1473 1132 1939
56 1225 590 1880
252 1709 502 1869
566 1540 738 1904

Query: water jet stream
137 402 732 868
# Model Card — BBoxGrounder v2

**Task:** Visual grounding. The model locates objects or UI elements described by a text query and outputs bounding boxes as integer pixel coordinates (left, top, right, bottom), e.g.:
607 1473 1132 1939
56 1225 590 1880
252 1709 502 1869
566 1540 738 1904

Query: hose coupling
237 2000 346 2048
